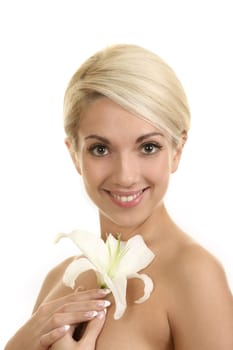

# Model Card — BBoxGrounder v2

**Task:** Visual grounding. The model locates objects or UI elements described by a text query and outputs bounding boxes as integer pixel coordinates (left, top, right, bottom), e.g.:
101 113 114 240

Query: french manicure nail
98 288 111 295
97 300 111 307
97 310 106 320
84 310 98 318
103 300 111 307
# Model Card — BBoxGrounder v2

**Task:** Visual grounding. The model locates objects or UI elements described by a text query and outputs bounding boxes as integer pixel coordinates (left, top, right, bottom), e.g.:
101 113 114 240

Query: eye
88 144 109 156
141 142 162 154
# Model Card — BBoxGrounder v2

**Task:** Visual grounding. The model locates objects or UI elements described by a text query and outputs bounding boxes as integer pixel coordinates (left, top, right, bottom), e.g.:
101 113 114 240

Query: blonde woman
5 44 233 350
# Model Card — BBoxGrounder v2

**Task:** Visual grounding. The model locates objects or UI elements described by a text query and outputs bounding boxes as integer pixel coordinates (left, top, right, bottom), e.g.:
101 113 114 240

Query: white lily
55 229 155 320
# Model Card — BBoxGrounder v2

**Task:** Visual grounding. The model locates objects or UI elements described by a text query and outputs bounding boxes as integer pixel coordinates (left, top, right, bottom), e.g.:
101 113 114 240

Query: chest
44 267 173 350
78 271 173 350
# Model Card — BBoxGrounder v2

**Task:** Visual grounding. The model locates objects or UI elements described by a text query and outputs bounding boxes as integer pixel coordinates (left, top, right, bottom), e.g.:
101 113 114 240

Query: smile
105 188 148 208
111 191 143 203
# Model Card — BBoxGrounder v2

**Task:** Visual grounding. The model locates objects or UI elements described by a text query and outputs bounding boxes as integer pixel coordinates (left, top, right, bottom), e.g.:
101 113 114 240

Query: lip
104 188 149 208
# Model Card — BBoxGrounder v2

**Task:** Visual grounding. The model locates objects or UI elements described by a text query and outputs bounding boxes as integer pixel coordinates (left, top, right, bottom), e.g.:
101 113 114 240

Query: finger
39 288 110 314
57 299 111 313
72 288 111 301
81 310 107 347
75 285 85 292
40 325 70 348
36 288 111 329
48 310 100 328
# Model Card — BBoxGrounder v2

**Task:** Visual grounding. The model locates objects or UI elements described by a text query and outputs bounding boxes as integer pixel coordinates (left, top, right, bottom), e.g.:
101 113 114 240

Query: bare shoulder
166 239 233 349
32 256 75 313
170 241 232 295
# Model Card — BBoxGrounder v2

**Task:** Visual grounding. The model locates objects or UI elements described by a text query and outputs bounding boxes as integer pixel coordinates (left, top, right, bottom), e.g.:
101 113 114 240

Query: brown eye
89 144 109 156
141 142 162 154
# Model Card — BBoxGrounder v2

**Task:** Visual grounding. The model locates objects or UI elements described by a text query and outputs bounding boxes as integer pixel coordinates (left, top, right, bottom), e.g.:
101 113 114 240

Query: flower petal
128 272 154 303
103 274 127 320
63 257 97 289
106 234 120 258
55 230 109 270
116 235 155 276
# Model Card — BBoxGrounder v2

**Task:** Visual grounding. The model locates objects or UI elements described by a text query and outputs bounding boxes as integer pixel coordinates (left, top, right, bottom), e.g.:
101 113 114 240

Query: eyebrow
84 134 110 144
84 132 164 144
136 132 164 143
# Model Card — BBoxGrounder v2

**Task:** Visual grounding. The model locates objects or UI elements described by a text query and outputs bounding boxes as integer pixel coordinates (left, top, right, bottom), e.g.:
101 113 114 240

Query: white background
0 0 232 347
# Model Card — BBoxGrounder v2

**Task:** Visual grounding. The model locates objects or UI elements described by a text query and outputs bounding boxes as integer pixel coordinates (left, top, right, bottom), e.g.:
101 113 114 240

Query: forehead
79 97 163 138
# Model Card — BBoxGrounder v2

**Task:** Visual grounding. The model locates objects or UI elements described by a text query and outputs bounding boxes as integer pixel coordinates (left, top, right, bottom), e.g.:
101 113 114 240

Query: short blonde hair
64 44 190 147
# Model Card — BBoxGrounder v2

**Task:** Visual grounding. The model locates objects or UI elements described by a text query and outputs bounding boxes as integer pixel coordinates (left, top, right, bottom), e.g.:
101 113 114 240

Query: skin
5 98 233 349
4 277 109 350
48 309 107 350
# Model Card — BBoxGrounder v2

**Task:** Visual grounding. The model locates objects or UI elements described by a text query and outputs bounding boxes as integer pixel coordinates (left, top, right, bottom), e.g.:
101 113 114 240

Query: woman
5 44 233 350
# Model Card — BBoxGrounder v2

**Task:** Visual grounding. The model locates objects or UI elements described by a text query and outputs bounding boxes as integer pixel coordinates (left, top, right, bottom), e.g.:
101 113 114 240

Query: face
66 98 183 232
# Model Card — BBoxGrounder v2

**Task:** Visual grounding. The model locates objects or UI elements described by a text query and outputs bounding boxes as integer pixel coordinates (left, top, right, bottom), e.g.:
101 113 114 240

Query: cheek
145 156 171 184
81 159 107 188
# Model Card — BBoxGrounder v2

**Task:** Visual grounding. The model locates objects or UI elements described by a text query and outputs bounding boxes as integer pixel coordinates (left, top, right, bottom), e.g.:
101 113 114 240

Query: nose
111 152 140 188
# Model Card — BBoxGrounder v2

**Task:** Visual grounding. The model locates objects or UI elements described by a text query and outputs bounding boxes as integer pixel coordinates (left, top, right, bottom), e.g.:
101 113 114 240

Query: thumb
81 310 106 347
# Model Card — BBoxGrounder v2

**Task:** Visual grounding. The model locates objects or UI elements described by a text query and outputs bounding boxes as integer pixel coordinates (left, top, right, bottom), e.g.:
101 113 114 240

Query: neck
99 203 175 246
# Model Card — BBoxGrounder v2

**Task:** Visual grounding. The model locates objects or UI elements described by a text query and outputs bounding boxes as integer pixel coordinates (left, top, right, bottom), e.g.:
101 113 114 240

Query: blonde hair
64 44 190 147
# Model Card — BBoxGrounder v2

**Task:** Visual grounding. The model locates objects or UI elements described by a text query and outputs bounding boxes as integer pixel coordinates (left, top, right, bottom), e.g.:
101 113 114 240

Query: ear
171 131 187 173
65 138 82 175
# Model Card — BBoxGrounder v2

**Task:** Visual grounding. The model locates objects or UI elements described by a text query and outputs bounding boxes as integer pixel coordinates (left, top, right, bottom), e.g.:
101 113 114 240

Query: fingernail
84 310 98 318
75 286 85 293
97 300 111 308
98 288 111 295
97 310 106 320
58 324 70 334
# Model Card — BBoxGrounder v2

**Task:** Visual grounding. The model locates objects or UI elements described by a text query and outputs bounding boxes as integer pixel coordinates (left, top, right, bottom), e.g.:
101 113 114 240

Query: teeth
112 191 142 202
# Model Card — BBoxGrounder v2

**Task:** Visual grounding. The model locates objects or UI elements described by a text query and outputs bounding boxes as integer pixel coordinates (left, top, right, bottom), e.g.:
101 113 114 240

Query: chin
100 210 151 232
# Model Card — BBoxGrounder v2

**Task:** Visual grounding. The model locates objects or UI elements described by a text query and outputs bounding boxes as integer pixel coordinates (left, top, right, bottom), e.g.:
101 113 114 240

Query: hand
50 310 106 350
4 288 110 350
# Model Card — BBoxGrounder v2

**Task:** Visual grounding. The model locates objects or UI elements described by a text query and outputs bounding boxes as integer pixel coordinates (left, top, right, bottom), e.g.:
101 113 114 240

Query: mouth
104 188 149 207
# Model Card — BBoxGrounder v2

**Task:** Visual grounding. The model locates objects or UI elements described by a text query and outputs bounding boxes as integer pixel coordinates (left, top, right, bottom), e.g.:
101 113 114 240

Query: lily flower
55 229 155 319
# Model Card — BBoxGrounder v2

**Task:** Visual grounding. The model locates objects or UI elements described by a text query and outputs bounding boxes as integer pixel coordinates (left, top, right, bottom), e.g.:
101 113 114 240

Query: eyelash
87 144 109 157
87 142 163 157
141 142 163 155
